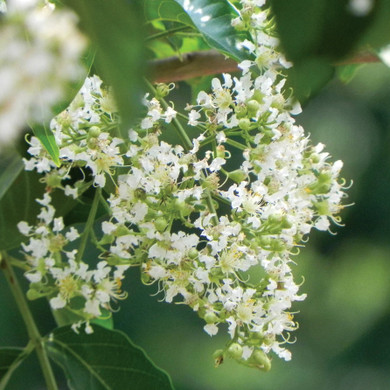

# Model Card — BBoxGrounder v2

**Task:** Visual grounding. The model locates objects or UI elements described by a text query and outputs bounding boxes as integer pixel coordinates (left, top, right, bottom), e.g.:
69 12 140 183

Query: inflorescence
16 0 348 370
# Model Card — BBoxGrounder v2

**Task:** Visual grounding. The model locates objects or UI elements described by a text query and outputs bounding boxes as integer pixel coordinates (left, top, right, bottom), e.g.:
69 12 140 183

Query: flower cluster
18 193 128 333
0 0 87 146
18 0 348 371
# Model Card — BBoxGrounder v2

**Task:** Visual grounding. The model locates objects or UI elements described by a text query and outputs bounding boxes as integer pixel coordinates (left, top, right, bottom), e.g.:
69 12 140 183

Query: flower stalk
0 252 58 390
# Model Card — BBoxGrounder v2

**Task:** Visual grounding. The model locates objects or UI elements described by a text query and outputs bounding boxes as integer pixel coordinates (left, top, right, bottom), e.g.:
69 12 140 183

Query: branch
149 50 239 83
149 49 380 83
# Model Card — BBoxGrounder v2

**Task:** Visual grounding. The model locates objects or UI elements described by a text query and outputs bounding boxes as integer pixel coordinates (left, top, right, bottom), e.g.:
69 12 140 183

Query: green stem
145 25 193 42
0 253 58 390
75 187 101 263
7 255 30 271
0 341 35 390
225 138 247 151
99 192 112 215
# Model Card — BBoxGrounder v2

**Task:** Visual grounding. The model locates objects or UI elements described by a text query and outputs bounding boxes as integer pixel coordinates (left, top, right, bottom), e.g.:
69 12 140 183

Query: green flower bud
269 239 285 252
227 343 243 359
216 145 226 159
204 312 218 324
235 104 247 118
247 99 260 116
88 126 101 138
155 217 169 232
239 118 251 131
251 90 264 104
309 172 332 195
45 172 63 189
156 83 171 98
188 248 199 259
257 235 271 248
251 350 271 371
209 267 224 283
173 199 192 217
49 234 66 253
228 169 247 183
87 137 99 149
314 200 330 215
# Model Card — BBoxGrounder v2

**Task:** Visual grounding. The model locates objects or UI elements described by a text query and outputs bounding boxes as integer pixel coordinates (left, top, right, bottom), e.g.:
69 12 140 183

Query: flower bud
239 118 251 131
156 83 171 98
155 217 169 232
246 100 260 116
204 311 218 324
227 343 243 359
216 145 226 159
235 104 247 118
88 126 101 138
228 169 247 183
251 350 271 371
188 248 198 259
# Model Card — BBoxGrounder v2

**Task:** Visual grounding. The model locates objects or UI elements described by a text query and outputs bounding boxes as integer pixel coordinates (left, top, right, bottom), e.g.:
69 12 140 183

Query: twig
149 49 380 83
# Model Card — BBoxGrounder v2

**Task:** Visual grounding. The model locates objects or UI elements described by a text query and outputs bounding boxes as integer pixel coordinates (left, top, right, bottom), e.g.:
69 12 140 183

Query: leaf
0 158 80 250
0 154 24 201
0 348 25 382
45 325 175 390
270 0 378 63
145 0 194 26
0 168 45 251
270 0 379 100
65 0 146 135
284 58 334 103
31 124 60 167
174 0 248 62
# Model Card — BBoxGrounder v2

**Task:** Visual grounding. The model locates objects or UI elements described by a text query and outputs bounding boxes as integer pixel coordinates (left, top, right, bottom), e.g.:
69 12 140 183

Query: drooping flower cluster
18 0 348 371
0 0 87 146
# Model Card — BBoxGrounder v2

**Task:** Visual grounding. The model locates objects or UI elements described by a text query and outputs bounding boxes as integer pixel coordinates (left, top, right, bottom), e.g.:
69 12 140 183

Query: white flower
50 295 67 310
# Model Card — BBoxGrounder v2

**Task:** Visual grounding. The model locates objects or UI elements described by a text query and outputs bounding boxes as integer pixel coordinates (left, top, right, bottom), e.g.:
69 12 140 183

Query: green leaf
270 0 379 100
270 0 378 63
0 348 25 382
0 157 81 250
45 325 175 390
0 154 24 201
31 124 60 167
0 167 45 250
358 0 390 50
65 0 146 135
174 0 248 62
145 0 194 26
284 58 334 103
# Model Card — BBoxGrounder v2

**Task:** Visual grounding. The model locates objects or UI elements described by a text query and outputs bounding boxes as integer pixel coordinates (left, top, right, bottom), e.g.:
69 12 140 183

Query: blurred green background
2 62 390 389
